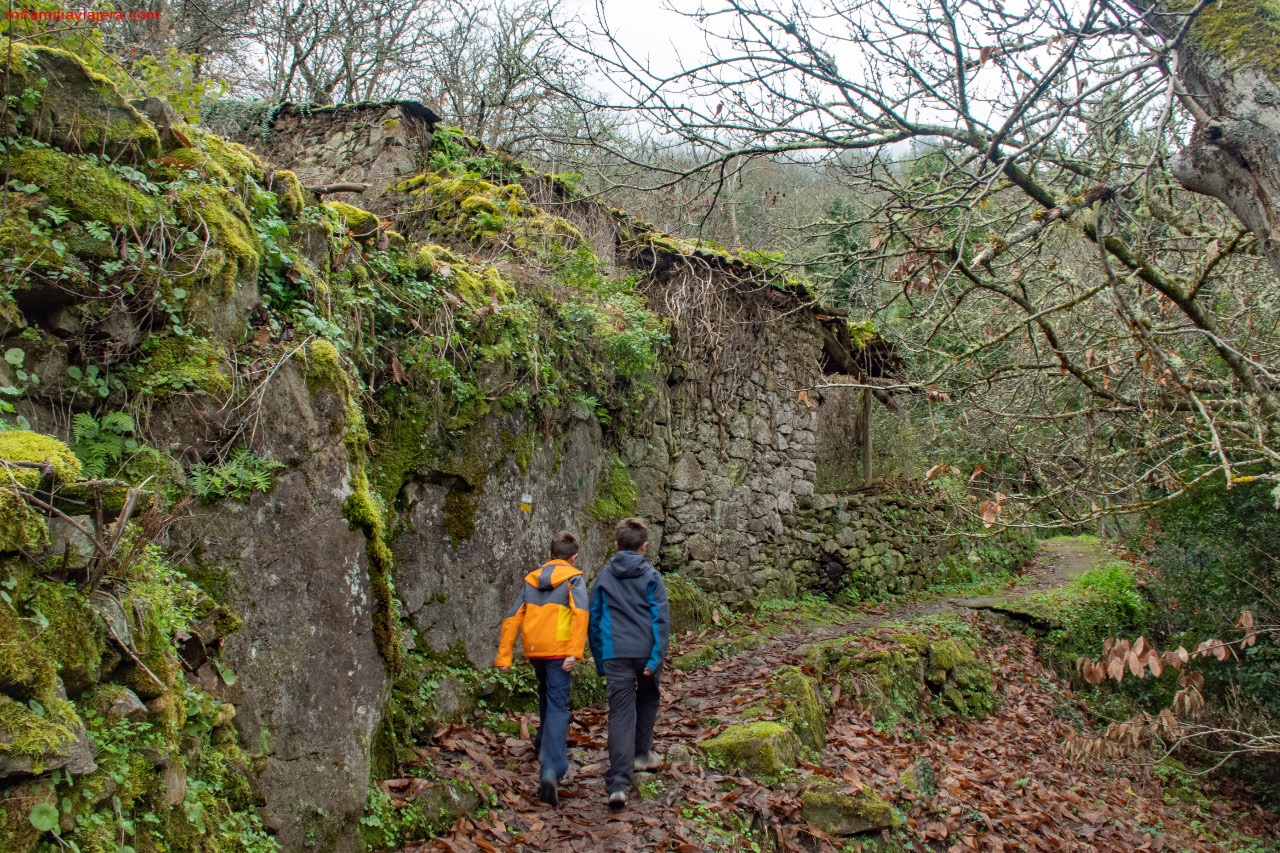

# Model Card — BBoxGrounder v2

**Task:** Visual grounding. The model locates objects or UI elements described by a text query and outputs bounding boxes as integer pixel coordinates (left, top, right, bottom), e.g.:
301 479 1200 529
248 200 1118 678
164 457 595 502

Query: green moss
926 637 975 671
7 147 158 228
0 490 49 552
271 169 307 219
585 456 638 523
325 201 380 238
823 644 924 725
443 489 480 546
29 581 104 693
460 195 502 217
0 431 83 487
0 694 78 766
303 339 349 400
700 721 800 780
773 666 827 750
665 574 712 635
800 780 901 836
184 126 265 187
569 663 607 710
145 690 187 734
1182 0 1280 79
341 415 404 677
369 387 430 508
161 146 233 185
128 335 231 398
173 183 259 300
1 41 161 161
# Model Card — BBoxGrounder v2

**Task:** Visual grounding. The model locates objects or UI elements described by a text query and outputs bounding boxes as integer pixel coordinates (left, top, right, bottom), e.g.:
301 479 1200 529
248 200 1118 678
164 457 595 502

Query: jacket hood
525 559 581 591
606 550 650 579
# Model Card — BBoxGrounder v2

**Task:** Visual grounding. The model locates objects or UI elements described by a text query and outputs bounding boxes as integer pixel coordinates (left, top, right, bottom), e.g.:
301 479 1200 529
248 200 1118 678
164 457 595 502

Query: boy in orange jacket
495 531 589 806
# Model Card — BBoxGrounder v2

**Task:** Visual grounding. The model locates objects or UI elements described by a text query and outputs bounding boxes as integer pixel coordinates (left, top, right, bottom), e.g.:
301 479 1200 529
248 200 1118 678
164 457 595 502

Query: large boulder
1 43 161 163
700 722 800 780
801 779 900 836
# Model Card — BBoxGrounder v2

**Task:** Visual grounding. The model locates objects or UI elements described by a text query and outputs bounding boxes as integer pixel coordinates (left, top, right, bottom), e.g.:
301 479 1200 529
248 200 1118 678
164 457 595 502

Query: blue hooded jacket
588 550 670 673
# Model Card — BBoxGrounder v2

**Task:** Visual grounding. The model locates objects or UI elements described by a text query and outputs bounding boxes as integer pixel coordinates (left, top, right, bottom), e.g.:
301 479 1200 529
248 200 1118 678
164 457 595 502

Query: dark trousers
602 658 660 793
531 658 571 780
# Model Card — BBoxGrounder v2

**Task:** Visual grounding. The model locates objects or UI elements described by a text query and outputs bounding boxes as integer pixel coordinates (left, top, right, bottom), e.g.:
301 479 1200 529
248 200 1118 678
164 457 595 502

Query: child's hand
496 665 510 672
561 656 577 672
643 667 654 677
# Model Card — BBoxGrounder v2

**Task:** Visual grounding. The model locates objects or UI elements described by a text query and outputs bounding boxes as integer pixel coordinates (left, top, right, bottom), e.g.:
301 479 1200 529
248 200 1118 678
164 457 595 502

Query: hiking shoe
538 770 559 807
608 790 627 810
633 751 662 771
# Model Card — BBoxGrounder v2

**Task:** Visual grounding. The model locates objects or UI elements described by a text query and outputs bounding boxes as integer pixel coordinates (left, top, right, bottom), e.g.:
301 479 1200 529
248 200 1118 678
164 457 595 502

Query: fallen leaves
404 611 1276 853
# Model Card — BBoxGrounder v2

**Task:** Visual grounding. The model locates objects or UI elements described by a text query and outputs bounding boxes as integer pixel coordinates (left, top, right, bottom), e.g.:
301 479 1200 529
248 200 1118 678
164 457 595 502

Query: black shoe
538 770 559 807
608 790 627 810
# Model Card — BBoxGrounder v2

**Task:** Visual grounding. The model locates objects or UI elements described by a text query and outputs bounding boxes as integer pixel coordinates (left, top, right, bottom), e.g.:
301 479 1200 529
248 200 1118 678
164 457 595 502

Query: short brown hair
614 517 648 551
549 530 580 559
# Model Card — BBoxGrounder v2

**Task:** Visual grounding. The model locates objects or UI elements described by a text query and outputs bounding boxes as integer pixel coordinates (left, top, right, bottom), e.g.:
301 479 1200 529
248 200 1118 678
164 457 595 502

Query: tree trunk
1134 0 1280 283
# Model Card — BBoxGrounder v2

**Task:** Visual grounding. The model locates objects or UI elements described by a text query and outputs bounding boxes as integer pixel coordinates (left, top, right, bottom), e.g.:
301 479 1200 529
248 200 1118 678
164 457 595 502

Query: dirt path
396 539 1277 852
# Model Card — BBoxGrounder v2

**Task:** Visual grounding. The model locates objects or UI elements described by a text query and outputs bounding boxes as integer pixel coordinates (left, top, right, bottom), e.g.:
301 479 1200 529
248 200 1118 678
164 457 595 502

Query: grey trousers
603 658 661 793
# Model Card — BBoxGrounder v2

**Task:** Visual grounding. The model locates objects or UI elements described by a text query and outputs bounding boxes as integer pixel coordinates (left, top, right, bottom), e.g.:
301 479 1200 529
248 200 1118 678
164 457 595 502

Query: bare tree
558 0 1280 523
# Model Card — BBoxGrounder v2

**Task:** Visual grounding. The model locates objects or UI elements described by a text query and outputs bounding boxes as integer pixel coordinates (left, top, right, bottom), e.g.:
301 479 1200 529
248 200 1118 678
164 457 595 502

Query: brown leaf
968 464 984 483
1236 610 1254 631
391 352 407 384
1107 656 1126 683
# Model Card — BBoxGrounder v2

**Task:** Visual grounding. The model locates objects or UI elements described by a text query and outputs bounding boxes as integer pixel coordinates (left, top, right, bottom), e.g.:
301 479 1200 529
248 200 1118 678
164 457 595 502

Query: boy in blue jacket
588 517 670 809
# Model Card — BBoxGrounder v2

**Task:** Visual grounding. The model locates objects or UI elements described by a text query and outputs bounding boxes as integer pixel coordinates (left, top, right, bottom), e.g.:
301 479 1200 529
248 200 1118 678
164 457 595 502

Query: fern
71 411 138 478
190 448 285 500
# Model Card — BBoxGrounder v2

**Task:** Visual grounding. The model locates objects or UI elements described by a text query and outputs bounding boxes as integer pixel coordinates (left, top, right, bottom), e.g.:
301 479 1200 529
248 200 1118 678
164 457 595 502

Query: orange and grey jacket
494 560 589 666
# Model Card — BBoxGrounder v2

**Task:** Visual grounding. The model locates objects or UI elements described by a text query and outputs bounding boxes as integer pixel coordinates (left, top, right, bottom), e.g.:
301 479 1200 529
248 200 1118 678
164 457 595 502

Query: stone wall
783 489 1036 601
248 102 438 213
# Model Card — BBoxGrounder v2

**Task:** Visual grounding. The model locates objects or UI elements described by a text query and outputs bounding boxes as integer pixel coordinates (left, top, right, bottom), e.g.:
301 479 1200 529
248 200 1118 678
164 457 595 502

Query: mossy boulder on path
666 573 713 635
701 721 800 780
801 779 901 836
773 666 827 750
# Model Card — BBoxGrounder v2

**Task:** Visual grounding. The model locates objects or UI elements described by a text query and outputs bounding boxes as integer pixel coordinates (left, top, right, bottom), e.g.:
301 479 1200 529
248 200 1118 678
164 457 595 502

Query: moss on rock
585 456 639 524
700 721 800 780
325 201 380 238
801 779 901 836
129 335 231 398
8 147 160 228
0 431 83 487
665 574 712 636
926 637 975 671
0 41 161 162
773 666 827 750
303 338 349 400
0 490 49 553
272 169 306 219
173 183 260 302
